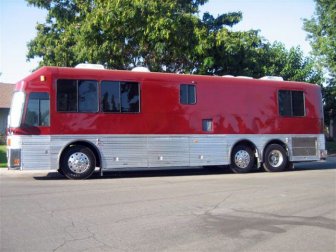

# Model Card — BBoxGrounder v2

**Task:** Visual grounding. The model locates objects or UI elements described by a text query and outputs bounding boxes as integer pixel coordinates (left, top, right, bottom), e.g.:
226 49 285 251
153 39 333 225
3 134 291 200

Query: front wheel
230 145 255 173
263 144 288 172
60 146 96 179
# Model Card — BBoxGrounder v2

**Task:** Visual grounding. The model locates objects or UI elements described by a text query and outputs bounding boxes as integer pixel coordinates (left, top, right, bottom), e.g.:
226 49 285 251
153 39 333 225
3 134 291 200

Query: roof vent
75 63 105 70
131 67 150 72
260 76 283 81
236 76 253 79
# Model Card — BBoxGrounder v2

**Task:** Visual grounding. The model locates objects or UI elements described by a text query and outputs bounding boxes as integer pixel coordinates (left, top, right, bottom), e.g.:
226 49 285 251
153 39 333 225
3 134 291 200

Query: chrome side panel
8 133 325 170
101 136 148 169
20 135 51 170
147 137 189 167
190 136 228 166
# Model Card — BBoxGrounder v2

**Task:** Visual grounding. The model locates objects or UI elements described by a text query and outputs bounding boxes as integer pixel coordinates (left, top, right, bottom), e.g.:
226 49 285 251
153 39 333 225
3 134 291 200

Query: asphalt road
1 158 336 252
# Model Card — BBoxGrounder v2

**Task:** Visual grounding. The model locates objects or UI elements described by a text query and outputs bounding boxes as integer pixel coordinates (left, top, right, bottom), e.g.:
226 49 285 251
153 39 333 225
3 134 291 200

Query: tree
193 21 323 84
26 0 209 72
304 0 336 127
258 42 323 84
304 0 336 75
27 0 322 85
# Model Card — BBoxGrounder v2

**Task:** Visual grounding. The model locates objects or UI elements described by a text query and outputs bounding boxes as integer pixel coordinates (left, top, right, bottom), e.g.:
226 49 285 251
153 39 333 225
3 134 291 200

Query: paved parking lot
1 158 336 252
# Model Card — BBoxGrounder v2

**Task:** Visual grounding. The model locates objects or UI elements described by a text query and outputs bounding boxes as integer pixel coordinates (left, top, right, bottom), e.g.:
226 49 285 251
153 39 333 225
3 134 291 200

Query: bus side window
78 80 98 112
57 79 77 112
120 82 140 112
101 81 121 112
278 90 305 117
25 92 50 127
292 91 305 116
57 79 98 113
101 81 140 113
180 84 196 105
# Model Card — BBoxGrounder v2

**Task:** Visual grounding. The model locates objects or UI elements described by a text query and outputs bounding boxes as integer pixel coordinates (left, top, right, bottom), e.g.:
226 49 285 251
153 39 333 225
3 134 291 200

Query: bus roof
17 66 319 91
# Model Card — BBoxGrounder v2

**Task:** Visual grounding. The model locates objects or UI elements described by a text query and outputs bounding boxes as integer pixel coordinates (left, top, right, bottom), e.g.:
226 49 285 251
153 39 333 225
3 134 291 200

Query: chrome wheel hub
68 152 90 174
234 150 250 169
268 150 283 167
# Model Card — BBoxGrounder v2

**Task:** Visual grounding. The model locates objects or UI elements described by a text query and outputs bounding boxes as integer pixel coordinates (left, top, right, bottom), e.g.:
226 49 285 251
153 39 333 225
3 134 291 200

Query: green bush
326 141 336 155
0 134 5 145
0 145 7 168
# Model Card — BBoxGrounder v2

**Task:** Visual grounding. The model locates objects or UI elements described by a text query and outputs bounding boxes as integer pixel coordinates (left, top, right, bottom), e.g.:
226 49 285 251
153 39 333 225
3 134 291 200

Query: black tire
230 145 255 173
60 145 96 180
57 169 65 176
285 162 294 171
263 144 288 172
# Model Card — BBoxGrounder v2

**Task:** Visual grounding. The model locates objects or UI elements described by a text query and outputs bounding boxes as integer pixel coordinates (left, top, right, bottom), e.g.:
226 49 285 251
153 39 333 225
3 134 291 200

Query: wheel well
59 141 101 168
230 140 258 160
262 140 288 161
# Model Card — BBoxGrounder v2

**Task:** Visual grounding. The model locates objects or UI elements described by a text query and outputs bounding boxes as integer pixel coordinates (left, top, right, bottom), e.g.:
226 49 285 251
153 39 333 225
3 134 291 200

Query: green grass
0 145 7 168
326 140 336 155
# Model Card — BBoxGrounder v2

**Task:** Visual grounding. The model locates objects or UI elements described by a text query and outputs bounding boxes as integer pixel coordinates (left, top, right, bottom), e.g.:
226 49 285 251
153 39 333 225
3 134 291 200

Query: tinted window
101 81 140 113
57 79 98 112
180 84 196 105
278 90 292 116
202 119 213 132
180 85 188 104
101 81 120 112
188 85 196 104
78 80 98 112
278 90 305 117
121 82 140 112
57 79 77 112
25 92 50 126
292 91 305 116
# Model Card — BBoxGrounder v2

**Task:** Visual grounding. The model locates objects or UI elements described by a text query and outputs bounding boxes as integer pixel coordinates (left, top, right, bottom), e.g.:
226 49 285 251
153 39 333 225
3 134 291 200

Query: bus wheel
61 146 96 180
230 145 255 173
263 144 288 172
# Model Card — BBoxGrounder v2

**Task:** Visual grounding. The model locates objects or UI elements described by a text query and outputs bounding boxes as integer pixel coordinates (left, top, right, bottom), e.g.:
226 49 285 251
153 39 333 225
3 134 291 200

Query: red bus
7 65 327 179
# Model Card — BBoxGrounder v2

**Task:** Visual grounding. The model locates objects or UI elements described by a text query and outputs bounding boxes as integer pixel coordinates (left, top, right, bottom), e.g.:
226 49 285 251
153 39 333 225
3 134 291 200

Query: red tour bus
7 64 327 179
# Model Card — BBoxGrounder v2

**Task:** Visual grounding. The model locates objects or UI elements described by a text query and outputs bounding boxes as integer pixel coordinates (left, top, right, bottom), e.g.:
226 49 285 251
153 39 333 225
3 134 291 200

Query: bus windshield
9 92 25 128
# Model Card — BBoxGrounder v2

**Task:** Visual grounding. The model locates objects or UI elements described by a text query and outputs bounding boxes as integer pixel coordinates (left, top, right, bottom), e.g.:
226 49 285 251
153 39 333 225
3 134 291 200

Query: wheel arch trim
57 139 102 170
229 139 260 163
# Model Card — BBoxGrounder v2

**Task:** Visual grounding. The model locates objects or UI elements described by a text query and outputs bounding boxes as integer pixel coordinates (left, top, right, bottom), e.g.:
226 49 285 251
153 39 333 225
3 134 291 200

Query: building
0 83 14 136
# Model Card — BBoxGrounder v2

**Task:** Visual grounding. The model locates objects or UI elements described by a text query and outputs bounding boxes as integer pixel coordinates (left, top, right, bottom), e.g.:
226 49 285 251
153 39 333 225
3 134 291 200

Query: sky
0 0 316 84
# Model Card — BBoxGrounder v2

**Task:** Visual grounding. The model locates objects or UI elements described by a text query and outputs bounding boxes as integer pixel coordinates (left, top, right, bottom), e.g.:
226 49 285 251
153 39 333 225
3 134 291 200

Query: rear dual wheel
230 145 255 173
263 144 288 172
230 143 290 173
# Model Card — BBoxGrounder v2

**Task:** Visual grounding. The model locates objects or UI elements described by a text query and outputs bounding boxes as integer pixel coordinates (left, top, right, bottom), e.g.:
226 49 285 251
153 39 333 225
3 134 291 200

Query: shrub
0 134 6 145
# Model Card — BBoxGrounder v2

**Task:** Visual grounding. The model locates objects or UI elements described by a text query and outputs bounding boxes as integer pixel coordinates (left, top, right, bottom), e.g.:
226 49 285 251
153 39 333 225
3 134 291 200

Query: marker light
40 75 46 82
14 159 20 166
